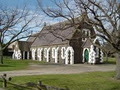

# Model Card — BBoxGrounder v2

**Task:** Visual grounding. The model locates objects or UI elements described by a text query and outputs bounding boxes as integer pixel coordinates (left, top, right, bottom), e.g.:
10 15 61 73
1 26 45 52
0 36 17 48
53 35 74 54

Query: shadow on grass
7 82 32 90
0 64 14 67
103 61 116 65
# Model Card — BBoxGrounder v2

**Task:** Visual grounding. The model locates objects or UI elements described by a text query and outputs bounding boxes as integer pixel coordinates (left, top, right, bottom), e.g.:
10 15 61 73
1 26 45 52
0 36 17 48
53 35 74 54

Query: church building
12 15 103 64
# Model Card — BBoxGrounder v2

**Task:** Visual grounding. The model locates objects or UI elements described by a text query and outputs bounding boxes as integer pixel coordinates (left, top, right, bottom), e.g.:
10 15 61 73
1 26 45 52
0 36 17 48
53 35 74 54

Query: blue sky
0 0 65 24
0 0 55 11
0 0 60 27
0 0 37 9
0 0 59 41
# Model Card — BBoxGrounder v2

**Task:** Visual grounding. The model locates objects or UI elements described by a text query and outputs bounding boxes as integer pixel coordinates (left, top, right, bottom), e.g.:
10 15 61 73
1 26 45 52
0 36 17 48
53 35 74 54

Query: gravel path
0 63 116 77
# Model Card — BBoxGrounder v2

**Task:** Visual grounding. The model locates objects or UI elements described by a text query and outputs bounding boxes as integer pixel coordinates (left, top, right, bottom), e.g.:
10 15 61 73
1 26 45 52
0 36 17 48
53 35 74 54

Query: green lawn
0 71 120 90
0 57 47 71
0 57 118 90
104 57 116 64
0 57 116 71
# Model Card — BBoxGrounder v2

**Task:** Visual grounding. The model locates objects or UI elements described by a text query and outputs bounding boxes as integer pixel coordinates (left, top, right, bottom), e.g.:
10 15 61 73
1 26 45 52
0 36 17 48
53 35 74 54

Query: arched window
82 29 90 42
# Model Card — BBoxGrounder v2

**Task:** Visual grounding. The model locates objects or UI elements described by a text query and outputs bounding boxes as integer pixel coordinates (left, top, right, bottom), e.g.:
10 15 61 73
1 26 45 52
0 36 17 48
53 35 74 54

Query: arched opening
65 47 74 64
68 50 71 64
41 50 43 61
35 51 37 60
49 51 51 62
84 49 89 62
25 51 28 59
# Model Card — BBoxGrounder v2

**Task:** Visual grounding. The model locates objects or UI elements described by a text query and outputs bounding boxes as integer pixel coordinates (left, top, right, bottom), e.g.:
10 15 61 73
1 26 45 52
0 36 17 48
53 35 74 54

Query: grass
0 57 118 89
0 57 47 71
103 57 116 64
0 56 116 72
0 71 120 90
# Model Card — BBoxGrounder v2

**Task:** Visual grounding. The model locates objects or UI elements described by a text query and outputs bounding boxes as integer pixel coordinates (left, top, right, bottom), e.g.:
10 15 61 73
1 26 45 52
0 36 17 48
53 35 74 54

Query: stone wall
69 30 84 63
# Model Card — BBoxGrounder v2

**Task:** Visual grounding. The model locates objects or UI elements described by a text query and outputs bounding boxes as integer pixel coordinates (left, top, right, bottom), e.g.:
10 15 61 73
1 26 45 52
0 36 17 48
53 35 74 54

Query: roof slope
18 41 32 51
82 38 100 48
31 14 95 47
27 33 39 42
82 39 93 48
31 20 78 47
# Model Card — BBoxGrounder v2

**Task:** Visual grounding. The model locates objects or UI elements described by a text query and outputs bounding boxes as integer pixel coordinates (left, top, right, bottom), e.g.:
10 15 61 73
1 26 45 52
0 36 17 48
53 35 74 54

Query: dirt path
0 63 116 77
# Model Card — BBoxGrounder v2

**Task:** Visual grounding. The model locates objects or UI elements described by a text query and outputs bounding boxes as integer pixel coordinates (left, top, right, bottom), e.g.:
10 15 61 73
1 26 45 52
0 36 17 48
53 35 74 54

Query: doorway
25 51 28 59
84 49 89 62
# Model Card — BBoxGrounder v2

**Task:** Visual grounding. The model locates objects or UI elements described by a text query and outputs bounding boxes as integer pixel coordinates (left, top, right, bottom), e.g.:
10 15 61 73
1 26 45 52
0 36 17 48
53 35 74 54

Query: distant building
12 41 32 59
12 33 38 59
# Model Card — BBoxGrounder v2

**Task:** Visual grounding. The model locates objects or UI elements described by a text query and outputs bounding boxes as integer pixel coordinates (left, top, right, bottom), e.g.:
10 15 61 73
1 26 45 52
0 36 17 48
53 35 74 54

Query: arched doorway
68 51 71 64
84 49 89 62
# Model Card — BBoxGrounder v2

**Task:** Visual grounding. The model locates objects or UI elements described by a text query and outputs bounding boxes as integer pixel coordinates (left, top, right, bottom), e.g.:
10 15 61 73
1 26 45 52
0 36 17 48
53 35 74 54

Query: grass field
0 57 118 90
0 57 116 72
0 57 47 71
103 57 116 64
0 71 120 90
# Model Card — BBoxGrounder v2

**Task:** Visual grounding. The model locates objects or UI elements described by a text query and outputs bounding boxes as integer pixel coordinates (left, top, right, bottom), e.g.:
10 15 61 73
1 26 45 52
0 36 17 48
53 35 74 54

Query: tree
38 0 120 79
0 6 40 64
102 41 116 62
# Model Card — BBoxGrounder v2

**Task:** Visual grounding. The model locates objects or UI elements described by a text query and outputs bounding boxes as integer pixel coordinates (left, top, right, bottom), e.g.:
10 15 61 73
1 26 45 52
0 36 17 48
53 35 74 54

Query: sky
0 0 54 9
0 0 37 10
0 0 60 42
1 0 120 42
0 0 59 25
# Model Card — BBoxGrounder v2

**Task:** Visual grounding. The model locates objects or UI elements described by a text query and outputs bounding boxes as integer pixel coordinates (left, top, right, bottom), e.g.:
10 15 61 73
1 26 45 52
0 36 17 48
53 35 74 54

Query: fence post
38 81 42 86
38 81 42 90
1 73 12 88
2 74 7 88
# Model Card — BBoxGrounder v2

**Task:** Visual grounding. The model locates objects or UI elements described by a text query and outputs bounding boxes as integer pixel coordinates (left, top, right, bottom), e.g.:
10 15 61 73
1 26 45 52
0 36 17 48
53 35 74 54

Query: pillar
23 51 25 59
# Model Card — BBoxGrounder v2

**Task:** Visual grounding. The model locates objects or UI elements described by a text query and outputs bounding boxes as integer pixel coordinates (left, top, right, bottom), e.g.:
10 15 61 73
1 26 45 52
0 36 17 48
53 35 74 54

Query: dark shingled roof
18 41 32 51
82 39 93 48
31 24 75 47
31 14 95 47
27 33 39 42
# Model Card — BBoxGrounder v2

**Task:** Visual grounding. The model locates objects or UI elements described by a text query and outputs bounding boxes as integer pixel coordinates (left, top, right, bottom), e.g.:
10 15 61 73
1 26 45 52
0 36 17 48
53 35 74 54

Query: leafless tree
38 0 120 79
0 6 41 64
102 41 116 62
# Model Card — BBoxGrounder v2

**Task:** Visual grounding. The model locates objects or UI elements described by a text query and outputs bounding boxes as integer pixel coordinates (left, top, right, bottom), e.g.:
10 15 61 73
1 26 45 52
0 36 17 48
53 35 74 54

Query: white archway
13 50 21 59
65 47 74 64
37 48 43 61
52 47 59 63
89 45 96 64
44 48 50 62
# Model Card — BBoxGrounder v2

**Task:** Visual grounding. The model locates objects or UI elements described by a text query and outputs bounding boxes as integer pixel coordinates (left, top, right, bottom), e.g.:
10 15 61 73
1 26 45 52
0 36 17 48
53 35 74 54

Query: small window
82 29 90 42
86 31 89 36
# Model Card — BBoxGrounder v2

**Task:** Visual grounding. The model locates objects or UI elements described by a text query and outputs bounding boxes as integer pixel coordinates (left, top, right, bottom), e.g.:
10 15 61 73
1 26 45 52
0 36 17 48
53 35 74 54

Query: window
86 31 89 37
82 29 90 42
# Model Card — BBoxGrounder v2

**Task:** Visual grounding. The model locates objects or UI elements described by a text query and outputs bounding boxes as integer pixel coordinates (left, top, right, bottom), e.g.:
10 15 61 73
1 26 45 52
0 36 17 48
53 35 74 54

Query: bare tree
0 6 41 64
38 0 120 79
102 41 116 62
